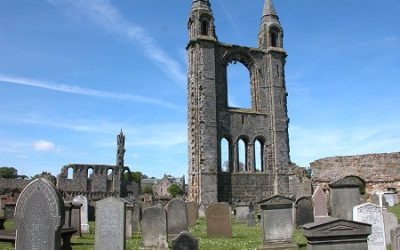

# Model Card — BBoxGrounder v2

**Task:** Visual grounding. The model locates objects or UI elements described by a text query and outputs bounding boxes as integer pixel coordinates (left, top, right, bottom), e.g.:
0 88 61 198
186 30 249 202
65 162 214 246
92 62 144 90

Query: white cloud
32 140 57 152
47 0 186 86
0 74 182 110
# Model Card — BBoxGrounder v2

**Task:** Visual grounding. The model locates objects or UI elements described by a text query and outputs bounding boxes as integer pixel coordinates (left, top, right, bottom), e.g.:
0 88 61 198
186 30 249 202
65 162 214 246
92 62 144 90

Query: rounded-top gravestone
73 195 90 233
166 198 188 239
141 206 168 249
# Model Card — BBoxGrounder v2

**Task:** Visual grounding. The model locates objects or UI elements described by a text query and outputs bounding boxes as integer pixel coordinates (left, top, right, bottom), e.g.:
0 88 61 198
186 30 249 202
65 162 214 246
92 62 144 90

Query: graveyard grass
0 219 307 250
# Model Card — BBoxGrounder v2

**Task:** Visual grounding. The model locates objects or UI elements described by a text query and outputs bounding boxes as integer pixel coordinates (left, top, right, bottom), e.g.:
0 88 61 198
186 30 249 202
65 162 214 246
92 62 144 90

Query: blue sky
0 0 399 179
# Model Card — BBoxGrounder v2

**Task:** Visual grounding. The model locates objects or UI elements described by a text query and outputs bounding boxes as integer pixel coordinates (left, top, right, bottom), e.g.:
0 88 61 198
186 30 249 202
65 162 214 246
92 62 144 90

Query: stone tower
187 0 291 210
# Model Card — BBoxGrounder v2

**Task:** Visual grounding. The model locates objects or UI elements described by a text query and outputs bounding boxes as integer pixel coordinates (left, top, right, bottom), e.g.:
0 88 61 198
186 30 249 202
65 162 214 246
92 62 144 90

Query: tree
0 167 18 179
123 171 143 183
167 183 184 198
142 185 153 195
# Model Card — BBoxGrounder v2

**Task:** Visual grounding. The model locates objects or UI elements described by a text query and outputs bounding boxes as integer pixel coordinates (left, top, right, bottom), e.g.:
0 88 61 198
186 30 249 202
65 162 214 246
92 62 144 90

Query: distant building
141 174 186 198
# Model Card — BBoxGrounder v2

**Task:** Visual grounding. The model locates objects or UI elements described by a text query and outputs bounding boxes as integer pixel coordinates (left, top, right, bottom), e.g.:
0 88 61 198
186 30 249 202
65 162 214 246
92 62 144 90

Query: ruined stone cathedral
187 0 293 209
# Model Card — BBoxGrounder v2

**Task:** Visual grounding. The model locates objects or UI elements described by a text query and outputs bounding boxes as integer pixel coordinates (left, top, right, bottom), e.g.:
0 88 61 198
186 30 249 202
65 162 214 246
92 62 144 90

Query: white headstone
73 195 90 233
353 202 386 250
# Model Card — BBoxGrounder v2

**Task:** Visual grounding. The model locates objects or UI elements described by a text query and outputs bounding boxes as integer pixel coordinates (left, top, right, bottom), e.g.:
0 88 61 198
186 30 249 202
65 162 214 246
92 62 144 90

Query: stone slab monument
294 196 314 227
258 195 298 250
391 225 400 250
303 217 371 250
172 231 199 250
186 201 198 227
312 186 328 219
329 176 361 220
384 211 398 247
125 204 134 238
95 197 126 250
132 203 141 233
15 178 65 250
71 202 82 236
206 202 232 238
73 195 90 233
235 202 250 222
166 198 188 239
247 212 256 227
353 202 386 250
141 206 168 249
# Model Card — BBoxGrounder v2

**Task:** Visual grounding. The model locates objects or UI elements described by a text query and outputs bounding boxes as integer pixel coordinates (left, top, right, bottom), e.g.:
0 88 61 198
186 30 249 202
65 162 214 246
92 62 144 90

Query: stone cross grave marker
186 201 198 227
95 197 126 250
15 178 65 250
167 198 188 239
295 196 314 227
312 186 328 218
73 195 90 233
141 206 168 249
353 202 386 250
206 202 232 237
172 231 199 250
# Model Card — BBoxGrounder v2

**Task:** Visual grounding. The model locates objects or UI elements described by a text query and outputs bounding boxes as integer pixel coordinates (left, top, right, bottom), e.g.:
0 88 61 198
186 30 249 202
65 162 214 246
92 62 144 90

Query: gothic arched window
201 20 209 36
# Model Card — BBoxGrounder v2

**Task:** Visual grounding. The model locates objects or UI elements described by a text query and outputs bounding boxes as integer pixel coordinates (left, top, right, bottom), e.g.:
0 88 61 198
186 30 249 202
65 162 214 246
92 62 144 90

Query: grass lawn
0 218 307 250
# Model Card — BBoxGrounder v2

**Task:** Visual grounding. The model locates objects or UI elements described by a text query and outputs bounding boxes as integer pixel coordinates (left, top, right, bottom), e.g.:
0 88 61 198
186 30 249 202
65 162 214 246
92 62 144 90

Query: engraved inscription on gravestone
15 178 64 250
206 202 232 237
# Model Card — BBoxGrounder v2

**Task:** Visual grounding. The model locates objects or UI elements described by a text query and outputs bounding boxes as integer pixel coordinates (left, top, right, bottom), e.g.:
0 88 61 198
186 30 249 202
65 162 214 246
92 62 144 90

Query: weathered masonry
187 0 292 209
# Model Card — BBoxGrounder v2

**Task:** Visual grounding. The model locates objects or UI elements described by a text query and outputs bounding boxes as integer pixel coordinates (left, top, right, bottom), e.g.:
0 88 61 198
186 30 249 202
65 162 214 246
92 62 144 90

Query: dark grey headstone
303 217 371 250
64 201 73 228
172 231 199 250
15 178 65 250
247 212 256 227
295 196 314 227
166 198 188 239
141 206 168 249
71 202 82 236
206 202 232 238
95 197 126 250
132 203 141 233
186 201 198 227
258 195 298 249
329 177 361 220
391 225 400 250
353 202 386 249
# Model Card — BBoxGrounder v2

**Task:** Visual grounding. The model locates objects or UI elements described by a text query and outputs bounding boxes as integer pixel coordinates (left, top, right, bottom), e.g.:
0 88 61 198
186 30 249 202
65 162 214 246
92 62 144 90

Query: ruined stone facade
311 152 400 194
187 0 291 208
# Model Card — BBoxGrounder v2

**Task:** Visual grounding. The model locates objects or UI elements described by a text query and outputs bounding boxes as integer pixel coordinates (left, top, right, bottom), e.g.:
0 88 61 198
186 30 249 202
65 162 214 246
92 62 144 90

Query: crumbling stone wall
311 152 400 194
0 179 30 194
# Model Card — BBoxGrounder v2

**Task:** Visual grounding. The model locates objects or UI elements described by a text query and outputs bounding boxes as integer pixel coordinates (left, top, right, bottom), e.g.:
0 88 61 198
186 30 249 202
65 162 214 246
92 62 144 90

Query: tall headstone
95 197 126 250
141 206 168 249
295 196 314 227
172 231 199 250
391 225 400 250
186 201 198 227
73 195 90 233
125 204 134 238
63 201 73 228
312 186 328 219
166 198 188 239
353 202 386 250
247 212 256 227
303 217 371 250
329 176 361 220
384 211 398 247
132 203 141 233
258 195 298 250
71 202 82 236
206 202 232 237
15 178 65 250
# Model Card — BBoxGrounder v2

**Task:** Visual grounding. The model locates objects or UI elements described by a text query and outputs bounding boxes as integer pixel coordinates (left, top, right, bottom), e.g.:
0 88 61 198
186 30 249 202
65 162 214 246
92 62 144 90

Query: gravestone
64 201 73 228
172 231 199 250
15 178 65 250
125 204 134 238
312 186 328 219
391 225 400 250
303 217 371 250
372 193 390 208
353 202 386 250
258 195 298 250
329 176 361 220
247 212 256 227
71 202 82 236
384 211 398 246
384 192 398 206
206 202 232 237
73 195 90 233
186 201 198 227
295 196 314 227
141 206 168 249
133 203 141 233
166 198 188 239
235 202 250 222
95 197 126 250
